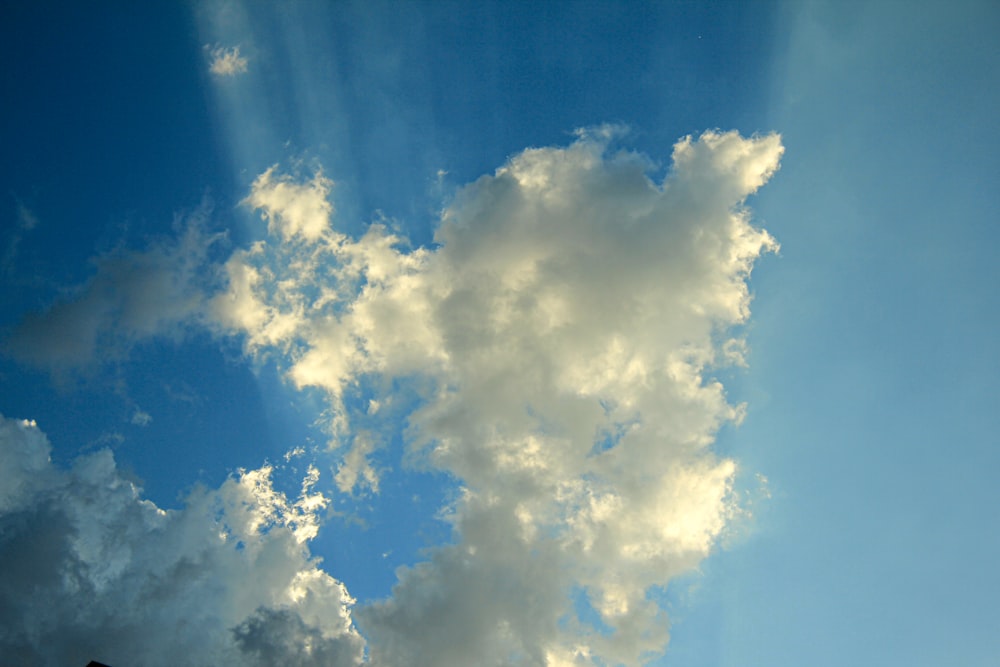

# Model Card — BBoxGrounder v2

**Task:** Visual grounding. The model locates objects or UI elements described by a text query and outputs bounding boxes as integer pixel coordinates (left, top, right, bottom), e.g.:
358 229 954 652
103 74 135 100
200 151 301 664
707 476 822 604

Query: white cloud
209 45 249 77
0 415 364 667
3 128 781 665
213 128 783 665
130 408 152 426
243 166 335 242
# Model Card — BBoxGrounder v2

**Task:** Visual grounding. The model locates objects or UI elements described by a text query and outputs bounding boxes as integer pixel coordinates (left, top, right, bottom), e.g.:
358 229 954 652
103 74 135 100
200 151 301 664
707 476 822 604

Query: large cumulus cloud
214 128 782 665
3 128 782 666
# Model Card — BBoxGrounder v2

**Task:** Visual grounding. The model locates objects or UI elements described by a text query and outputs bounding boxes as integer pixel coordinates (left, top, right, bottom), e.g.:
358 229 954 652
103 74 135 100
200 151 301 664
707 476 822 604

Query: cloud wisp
2 201 40 275
3 206 222 374
2 128 782 665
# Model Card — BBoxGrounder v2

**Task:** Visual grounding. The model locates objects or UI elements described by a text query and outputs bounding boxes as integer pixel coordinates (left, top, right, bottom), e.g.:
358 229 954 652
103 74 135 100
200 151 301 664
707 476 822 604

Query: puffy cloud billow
0 416 364 667
2 129 782 665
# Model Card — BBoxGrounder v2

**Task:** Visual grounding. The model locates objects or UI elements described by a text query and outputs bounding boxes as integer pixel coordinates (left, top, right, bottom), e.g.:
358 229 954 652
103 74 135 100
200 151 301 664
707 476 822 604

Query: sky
1 1 998 666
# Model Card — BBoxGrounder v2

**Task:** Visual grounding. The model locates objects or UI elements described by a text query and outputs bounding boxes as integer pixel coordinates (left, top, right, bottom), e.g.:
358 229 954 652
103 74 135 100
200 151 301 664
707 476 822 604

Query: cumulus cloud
243 166 336 242
3 207 222 372
209 45 249 76
209 128 783 665
3 128 781 665
0 415 364 667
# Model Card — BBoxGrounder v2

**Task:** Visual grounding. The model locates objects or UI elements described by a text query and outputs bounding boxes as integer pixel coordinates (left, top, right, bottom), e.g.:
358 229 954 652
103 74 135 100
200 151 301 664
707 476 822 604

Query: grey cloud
4 209 224 373
234 607 364 667
0 415 363 667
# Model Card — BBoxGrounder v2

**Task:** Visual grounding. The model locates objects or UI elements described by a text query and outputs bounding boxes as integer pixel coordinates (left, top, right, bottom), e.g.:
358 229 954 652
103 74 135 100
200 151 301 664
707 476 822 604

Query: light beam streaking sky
1 2 998 666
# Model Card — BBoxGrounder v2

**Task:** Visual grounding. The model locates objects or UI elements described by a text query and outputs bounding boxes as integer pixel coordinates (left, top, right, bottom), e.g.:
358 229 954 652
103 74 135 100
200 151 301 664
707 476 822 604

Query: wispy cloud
130 408 152 426
2 200 40 275
15 202 38 230
209 45 249 77
3 205 223 373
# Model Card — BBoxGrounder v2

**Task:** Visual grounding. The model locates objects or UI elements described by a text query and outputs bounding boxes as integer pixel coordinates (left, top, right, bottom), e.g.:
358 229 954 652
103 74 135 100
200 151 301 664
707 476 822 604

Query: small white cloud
284 445 306 462
209 45 249 77
130 409 152 426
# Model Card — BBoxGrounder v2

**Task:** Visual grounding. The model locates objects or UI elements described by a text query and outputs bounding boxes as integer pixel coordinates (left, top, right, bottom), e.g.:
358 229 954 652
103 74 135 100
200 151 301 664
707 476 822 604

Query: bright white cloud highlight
0 415 363 667
243 166 335 242
209 45 249 76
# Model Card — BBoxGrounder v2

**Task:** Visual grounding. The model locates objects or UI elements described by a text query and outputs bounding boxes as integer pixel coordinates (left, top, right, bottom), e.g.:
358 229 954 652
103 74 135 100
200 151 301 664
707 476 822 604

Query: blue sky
1 1 998 666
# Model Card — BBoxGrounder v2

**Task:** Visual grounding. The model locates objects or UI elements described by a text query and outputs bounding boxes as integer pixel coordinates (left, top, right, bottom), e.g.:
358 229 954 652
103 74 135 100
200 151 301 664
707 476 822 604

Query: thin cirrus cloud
1 127 781 665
